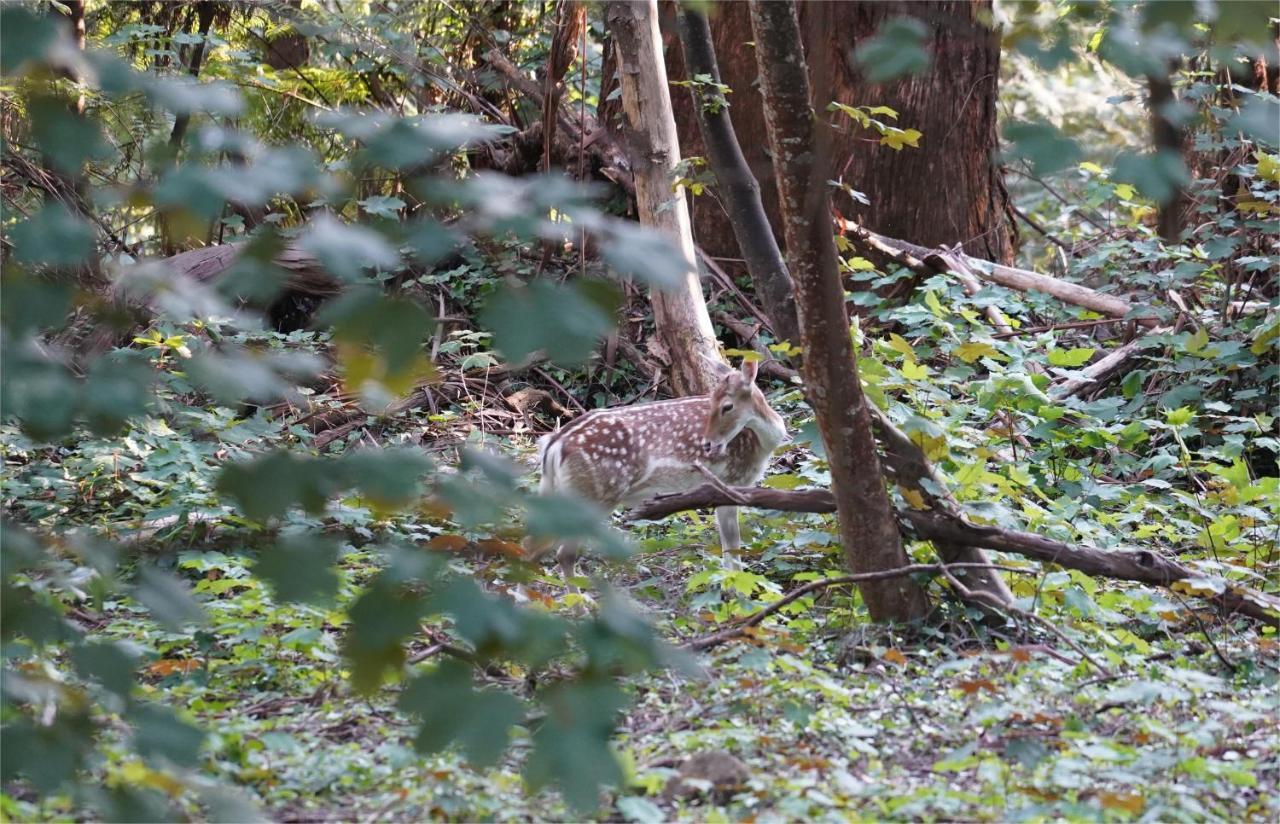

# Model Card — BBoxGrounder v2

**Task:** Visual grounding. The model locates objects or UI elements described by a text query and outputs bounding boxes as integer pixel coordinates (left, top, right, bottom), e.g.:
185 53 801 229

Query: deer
529 359 788 580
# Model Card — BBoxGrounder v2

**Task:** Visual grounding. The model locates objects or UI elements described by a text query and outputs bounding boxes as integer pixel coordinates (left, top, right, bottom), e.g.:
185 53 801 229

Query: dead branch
681 562 1033 652
483 48 634 195
629 482 1280 625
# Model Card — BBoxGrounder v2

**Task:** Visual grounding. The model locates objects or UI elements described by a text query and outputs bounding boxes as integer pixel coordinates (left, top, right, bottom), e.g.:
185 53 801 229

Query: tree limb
629 482 1280 625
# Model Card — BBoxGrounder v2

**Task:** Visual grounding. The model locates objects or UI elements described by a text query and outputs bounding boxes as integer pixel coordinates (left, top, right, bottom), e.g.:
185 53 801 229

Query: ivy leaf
296 215 399 281
0 7 58 75
70 641 139 698
358 195 406 219
1113 150 1188 205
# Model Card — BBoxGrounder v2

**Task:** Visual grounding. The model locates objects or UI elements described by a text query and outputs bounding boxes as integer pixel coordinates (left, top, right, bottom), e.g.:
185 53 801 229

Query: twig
940 566 1113 677
681 562 1029 652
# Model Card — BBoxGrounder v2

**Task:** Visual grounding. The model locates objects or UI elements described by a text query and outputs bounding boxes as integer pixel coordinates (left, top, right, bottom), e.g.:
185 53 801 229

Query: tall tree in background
667 1 1015 270
748 0 929 624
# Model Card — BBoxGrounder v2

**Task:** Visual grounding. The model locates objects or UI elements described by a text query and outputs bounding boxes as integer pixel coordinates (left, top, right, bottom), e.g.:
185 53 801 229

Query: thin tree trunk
1147 65 1187 244
606 0 723 396
168 1 217 152
749 0 928 623
674 5 800 345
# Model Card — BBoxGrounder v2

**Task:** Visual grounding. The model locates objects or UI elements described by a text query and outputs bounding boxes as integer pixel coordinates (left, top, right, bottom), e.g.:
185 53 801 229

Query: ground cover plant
2 1 1277 821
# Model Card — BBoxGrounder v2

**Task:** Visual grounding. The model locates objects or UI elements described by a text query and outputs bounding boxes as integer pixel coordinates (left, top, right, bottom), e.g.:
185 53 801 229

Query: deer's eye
720 402 734 414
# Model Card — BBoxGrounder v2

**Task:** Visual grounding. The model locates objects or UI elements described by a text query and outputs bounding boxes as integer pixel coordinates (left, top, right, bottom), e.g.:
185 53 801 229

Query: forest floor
6 406 1277 822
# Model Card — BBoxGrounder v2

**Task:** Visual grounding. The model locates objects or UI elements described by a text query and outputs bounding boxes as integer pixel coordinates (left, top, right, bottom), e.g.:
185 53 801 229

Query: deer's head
701 359 787 457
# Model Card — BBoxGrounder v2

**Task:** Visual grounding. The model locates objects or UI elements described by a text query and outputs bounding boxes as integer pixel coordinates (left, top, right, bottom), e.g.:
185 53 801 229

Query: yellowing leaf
1079 161 1104 174
883 648 907 666
1256 152 1280 183
846 255 877 271
880 128 923 150
1099 791 1145 814
721 348 763 362
899 486 929 510
866 105 899 119
763 474 805 490
886 333 915 359
1113 183 1137 200
901 360 929 380
953 341 999 363
1184 327 1209 355
1237 199 1274 215
1047 347 1095 367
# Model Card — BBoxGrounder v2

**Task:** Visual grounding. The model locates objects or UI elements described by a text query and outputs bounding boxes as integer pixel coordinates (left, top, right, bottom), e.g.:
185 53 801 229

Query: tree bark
674 5 800 345
666 1 1015 270
168 1 217 152
749 0 929 623
607 0 723 396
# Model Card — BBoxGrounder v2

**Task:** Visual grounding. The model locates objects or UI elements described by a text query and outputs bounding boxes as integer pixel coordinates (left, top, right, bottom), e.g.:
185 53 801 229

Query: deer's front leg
715 506 742 566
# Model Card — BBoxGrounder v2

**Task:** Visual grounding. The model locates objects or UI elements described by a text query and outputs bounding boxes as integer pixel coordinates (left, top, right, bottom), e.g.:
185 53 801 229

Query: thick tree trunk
667 1 1015 269
749 0 929 623
674 5 800 345
607 0 723 396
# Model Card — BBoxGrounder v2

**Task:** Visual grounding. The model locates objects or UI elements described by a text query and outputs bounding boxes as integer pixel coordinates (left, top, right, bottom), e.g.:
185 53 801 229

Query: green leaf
525 681 628 812
1047 347 1095 367
339 448 433 508
29 96 110 175
1113 150 1189 205
217 452 335 521
0 7 58 75
133 568 205 630
358 195 406 219
10 204 95 267
1164 406 1195 427
853 17 931 82
128 703 206 767
599 223 686 289
70 641 138 698
297 215 399 281
1003 121 1083 175
480 279 616 367
398 661 524 767
254 535 339 604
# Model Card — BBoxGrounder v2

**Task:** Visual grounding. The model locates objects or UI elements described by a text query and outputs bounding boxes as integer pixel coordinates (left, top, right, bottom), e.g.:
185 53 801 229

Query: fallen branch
1050 327 1171 399
681 562 1031 652
839 219 1160 328
629 483 1280 625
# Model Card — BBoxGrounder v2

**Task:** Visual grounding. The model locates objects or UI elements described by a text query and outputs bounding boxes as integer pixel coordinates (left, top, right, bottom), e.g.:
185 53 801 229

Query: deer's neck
742 409 788 453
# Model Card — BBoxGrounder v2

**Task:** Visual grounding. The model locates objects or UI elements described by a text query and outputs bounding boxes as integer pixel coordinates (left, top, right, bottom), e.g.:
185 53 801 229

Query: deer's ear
740 359 759 383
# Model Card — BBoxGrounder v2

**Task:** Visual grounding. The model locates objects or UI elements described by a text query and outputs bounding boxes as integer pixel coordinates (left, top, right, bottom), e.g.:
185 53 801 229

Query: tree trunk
667 0 1015 269
749 0 929 624
607 0 723 396
1147 65 1187 244
674 5 800 345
